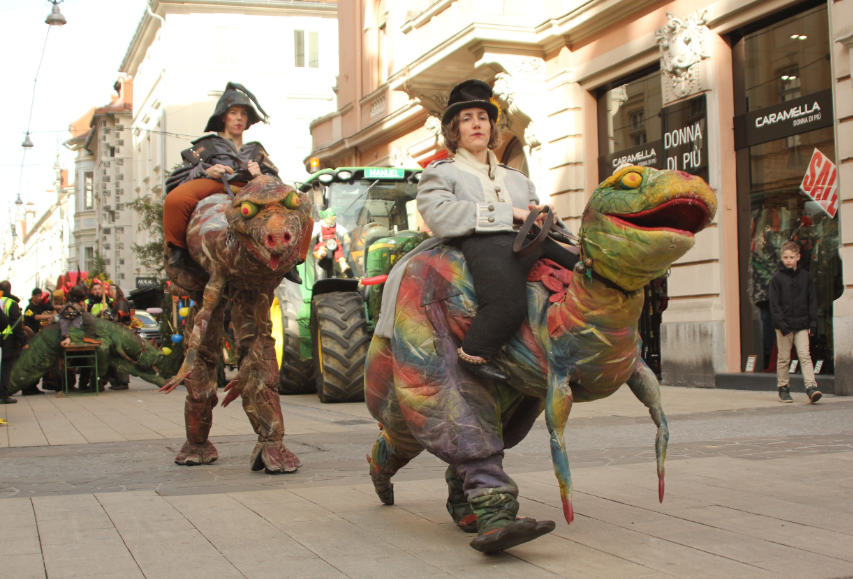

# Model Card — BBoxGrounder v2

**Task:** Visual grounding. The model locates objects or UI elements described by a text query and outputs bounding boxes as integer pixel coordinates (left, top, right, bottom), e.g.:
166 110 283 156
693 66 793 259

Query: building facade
65 78 136 285
1 156 75 292
119 0 338 270
308 0 852 394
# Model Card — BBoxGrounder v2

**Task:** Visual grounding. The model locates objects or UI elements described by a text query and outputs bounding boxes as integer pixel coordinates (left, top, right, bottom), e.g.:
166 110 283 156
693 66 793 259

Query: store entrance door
733 3 842 376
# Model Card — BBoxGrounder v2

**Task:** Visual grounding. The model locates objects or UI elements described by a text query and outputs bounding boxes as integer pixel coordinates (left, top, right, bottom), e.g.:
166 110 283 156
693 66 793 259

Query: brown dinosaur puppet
162 175 312 473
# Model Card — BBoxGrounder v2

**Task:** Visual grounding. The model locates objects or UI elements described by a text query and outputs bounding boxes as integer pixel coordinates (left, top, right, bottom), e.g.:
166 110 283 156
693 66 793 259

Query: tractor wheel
275 281 315 395
310 292 369 403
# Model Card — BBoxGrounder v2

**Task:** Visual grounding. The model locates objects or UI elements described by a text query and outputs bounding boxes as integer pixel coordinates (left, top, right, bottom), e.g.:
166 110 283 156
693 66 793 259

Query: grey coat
374 149 540 338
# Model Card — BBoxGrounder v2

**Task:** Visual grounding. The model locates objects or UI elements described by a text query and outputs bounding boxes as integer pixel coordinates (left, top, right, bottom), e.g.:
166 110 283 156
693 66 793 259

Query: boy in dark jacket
769 241 821 403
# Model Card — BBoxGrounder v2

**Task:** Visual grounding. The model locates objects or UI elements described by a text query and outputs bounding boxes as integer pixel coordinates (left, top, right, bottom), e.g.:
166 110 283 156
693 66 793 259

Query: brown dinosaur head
226 175 312 272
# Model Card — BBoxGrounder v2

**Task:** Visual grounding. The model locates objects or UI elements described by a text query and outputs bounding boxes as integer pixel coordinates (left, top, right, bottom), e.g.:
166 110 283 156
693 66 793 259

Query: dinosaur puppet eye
284 191 300 209
240 201 259 218
620 171 643 189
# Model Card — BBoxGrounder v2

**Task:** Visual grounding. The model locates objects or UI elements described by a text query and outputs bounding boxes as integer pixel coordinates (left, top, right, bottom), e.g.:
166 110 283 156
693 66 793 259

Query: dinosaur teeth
269 254 281 270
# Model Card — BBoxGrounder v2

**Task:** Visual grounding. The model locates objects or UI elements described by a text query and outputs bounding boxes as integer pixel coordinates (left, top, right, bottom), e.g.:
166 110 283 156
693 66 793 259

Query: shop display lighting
781 74 798 80
790 34 808 39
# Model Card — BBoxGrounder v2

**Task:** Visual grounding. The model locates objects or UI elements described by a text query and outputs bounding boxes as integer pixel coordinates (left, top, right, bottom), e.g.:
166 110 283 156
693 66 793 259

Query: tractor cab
272 166 428 402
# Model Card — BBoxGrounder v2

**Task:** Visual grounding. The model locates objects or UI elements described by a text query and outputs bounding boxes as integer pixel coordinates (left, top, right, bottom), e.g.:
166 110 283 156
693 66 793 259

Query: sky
0 0 148 222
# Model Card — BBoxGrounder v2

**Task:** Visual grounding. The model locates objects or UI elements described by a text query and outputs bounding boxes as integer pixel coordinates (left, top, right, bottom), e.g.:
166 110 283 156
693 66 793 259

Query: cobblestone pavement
1 380 852 579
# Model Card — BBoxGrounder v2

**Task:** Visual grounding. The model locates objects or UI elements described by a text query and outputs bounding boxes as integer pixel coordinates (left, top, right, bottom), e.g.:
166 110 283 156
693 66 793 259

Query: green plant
126 195 165 276
88 250 109 281
127 163 180 277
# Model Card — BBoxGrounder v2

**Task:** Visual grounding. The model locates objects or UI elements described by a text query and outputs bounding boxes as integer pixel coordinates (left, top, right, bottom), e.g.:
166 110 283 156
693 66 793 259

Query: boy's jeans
776 329 817 389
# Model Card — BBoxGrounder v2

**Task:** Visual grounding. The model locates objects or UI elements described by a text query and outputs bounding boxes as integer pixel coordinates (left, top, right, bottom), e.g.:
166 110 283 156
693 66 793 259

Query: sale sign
800 148 839 218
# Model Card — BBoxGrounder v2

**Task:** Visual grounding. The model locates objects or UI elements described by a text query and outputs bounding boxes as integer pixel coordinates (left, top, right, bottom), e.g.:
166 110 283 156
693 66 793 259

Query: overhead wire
17 26 53 203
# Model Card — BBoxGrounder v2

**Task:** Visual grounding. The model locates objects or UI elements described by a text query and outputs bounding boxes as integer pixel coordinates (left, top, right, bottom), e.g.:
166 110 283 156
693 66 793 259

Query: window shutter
294 30 305 67
309 31 319 68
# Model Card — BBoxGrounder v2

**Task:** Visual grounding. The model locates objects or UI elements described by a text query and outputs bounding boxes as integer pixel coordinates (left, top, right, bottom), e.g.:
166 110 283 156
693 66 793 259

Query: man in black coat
769 241 820 404
0 280 30 404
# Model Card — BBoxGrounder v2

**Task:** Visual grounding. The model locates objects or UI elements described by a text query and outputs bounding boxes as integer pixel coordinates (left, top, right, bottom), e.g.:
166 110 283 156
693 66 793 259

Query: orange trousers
164 178 313 261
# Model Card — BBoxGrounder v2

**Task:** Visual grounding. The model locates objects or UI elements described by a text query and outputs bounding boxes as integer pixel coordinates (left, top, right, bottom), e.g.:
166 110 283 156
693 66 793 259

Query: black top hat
204 82 270 133
441 79 499 125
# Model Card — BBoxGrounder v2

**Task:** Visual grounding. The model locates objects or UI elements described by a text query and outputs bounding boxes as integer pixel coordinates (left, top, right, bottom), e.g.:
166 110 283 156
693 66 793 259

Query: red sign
800 148 838 218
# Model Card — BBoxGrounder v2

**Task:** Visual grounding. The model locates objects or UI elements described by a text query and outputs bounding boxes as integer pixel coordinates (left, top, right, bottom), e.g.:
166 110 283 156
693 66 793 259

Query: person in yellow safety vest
0 280 30 405
85 281 111 317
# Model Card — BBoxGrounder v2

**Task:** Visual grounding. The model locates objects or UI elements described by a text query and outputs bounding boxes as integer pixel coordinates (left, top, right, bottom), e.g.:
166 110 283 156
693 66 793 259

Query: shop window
596 67 662 179
778 65 802 101
734 3 839 373
743 5 831 112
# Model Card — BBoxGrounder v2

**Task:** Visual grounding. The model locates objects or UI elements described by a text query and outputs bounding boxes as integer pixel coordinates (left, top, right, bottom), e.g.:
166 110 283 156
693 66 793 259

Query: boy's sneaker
806 386 822 404
778 386 793 403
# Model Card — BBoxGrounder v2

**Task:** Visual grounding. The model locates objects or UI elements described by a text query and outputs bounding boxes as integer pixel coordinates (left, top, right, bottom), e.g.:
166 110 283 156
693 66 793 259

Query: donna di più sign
599 94 708 179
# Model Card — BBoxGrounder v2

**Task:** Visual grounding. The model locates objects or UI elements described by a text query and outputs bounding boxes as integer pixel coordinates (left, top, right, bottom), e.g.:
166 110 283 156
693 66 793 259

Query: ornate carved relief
390 146 419 168
417 93 450 115
655 10 711 102
495 55 545 77
370 95 387 120
424 114 444 147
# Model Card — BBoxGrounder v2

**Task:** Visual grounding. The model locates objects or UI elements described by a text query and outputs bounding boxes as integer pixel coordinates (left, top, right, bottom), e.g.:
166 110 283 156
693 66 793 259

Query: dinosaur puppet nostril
282 232 292 244
266 234 276 248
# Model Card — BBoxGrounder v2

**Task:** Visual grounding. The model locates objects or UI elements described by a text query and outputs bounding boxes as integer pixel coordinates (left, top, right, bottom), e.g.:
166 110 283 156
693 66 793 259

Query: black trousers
0 355 17 398
453 233 579 359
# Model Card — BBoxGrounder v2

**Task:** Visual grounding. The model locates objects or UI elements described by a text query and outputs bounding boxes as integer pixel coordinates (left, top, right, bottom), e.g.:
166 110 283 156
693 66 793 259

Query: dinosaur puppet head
225 175 312 272
579 165 717 291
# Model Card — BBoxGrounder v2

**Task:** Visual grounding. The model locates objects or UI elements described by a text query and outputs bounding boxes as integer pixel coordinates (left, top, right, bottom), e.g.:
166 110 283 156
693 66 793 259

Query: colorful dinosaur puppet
162 175 312 473
365 165 717 552
9 319 166 393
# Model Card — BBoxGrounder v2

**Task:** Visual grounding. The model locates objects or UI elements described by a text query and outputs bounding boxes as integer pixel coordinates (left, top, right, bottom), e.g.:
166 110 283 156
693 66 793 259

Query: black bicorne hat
441 79 499 125
204 82 270 133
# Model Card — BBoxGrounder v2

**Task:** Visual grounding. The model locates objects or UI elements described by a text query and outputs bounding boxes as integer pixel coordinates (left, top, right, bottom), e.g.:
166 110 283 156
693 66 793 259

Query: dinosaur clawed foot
175 440 218 466
159 370 191 394
250 441 302 474
221 379 241 407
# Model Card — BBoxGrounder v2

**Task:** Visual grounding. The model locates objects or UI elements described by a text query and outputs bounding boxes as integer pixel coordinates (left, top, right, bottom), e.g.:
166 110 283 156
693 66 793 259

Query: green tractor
272 166 428 402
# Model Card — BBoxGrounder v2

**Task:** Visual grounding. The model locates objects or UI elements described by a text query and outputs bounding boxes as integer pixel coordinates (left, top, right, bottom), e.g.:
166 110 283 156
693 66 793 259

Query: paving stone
0 553 46 579
2 384 853 578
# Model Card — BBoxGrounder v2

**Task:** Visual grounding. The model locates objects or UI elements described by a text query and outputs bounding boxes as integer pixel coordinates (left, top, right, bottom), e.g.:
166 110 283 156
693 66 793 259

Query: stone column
832 2 853 395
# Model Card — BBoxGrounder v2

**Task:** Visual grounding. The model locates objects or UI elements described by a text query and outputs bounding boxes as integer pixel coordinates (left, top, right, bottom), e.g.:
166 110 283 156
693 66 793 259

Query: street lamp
45 1 67 27
21 132 34 148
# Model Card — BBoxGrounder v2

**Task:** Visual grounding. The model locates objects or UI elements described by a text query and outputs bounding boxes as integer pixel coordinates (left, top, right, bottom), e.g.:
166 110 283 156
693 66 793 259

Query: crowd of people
0 279 134 404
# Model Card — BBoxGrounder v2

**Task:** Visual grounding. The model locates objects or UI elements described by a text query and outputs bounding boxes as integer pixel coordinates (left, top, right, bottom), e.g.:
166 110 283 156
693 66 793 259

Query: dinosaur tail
545 373 574 525
9 325 63 395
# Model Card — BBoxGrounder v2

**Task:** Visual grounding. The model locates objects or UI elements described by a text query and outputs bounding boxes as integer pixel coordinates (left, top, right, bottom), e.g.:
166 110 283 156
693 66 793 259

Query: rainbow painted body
365 165 718 540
